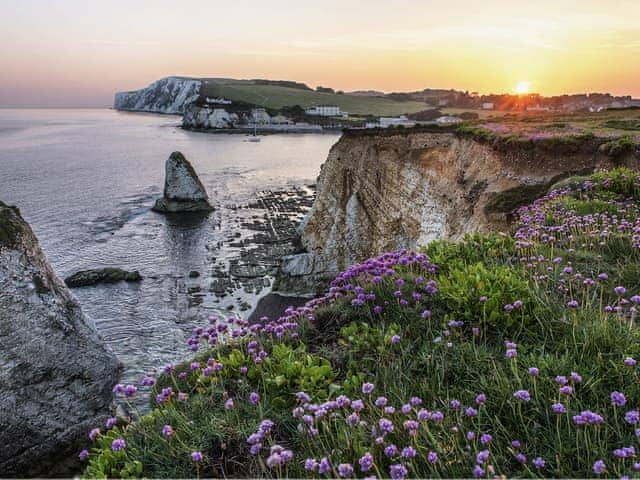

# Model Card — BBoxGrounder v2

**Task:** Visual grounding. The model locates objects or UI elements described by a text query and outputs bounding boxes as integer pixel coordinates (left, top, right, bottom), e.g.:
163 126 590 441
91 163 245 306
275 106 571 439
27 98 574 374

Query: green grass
455 109 640 151
200 81 428 116
83 169 640 479
440 107 510 120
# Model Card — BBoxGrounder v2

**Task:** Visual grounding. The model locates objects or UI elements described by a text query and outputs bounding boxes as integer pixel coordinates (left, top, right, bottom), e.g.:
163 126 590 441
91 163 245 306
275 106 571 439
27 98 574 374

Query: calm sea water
0 108 338 386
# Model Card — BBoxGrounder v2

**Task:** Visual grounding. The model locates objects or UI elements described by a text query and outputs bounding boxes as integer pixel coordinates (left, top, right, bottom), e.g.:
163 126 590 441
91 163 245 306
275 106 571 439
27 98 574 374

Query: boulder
0 201 122 476
64 267 142 288
152 151 213 213
248 293 311 324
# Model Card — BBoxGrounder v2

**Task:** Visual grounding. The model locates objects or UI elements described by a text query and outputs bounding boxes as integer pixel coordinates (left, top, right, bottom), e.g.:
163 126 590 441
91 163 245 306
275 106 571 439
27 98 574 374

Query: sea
0 108 338 387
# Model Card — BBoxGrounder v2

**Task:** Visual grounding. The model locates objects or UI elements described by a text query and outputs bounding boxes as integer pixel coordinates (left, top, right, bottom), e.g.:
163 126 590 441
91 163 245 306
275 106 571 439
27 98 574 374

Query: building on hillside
610 101 627 109
270 114 293 125
206 97 232 105
482 102 495 110
526 105 551 112
378 115 415 128
305 105 348 117
435 115 462 124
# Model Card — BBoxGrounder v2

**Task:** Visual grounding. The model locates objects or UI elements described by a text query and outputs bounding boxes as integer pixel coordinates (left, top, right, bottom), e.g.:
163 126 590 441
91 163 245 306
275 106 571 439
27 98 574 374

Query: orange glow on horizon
0 0 638 107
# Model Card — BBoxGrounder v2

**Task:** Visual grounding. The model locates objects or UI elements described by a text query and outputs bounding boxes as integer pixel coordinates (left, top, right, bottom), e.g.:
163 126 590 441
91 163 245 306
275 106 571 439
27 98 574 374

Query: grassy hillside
82 169 640 479
200 80 428 116
461 108 640 142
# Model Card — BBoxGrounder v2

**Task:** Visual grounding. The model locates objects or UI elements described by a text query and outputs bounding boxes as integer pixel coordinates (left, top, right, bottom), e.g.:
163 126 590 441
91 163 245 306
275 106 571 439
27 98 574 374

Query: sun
515 81 530 94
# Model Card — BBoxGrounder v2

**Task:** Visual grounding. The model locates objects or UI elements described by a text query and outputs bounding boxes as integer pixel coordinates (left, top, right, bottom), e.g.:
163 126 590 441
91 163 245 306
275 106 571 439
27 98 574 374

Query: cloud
84 39 161 47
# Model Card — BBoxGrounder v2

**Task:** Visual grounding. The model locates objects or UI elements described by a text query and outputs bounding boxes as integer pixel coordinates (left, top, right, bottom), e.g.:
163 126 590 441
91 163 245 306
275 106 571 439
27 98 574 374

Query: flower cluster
79 171 640 479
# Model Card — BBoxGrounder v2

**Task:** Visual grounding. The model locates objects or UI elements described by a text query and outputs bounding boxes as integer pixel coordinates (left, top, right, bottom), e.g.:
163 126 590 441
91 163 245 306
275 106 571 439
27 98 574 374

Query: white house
305 105 348 117
379 115 415 128
206 97 232 105
435 116 462 124
482 102 494 110
270 114 293 125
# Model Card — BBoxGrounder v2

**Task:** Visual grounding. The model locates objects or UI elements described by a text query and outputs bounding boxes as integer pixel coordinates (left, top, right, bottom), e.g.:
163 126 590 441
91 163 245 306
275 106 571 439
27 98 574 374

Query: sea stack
152 151 213 213
0 201 122 476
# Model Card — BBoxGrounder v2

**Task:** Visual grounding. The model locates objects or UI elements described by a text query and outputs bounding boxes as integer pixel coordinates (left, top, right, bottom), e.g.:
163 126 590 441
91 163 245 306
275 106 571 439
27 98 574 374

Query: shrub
602 119 640 131
436 262 533 333
589 167 640 197
598 136 637 158
424 233 514 274
551 197 620 216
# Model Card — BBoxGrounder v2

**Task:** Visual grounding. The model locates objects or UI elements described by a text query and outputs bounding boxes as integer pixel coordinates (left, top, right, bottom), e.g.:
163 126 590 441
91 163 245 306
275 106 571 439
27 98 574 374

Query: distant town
395 89 640 113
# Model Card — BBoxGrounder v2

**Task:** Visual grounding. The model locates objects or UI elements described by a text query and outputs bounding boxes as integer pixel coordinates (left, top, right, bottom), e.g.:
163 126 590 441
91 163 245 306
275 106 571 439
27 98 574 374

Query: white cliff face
114 77 201 114
152 152 213 213
182 105 239 129
276 130 632 293
0 202 121 476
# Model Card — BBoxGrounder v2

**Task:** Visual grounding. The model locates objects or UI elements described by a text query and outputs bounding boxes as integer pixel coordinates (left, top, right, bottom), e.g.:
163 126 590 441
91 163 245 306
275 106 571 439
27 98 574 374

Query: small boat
246 123 261 142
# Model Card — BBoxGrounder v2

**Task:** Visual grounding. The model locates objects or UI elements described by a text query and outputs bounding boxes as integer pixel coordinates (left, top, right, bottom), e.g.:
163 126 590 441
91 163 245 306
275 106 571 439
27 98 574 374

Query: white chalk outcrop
182 105 239 129
0 201 121 476
114 77 201 114
152 151 213 213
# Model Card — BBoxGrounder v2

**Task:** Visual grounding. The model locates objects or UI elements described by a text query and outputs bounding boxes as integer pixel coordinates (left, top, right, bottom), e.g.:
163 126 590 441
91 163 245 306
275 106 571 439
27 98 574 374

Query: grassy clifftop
82 169 640 479
456 109 640 156
200 80 428 116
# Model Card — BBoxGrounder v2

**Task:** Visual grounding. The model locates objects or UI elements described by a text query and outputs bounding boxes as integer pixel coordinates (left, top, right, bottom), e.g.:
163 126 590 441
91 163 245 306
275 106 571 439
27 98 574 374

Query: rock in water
0 201 122 476
152 151 213 213
64 267 142 288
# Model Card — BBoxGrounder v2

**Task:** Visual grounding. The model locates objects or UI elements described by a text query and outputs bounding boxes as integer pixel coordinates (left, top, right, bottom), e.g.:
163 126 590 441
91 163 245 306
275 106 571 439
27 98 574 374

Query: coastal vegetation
454 109 640 155
82 169 640 478
200 80 427 116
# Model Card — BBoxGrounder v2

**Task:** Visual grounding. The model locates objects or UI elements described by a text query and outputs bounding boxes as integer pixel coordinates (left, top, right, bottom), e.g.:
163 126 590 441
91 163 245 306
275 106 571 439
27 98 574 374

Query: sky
1 0 639 107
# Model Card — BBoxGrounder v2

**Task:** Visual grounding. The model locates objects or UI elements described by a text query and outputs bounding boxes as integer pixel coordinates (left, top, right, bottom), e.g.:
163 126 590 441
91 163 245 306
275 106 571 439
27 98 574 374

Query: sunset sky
1 0 639 107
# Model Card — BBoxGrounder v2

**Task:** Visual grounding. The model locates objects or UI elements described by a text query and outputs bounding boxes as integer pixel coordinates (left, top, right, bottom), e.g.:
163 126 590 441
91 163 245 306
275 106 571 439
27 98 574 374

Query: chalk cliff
182 104 239 129
276 129 639 293
114 77 201 114
0 201 121 476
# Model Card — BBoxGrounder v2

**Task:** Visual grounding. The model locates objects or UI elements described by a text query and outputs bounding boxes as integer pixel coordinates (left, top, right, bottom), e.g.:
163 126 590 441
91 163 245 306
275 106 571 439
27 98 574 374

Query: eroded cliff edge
0 201 122 476
276 129 639 293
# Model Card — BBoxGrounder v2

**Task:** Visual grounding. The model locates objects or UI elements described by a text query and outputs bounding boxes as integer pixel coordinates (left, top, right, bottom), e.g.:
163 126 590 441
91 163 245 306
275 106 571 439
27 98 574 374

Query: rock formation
0 201 122 476
64 267 142 288
182 104 239 129
114 77 201 114
152 151 213 213
248 293 310 324
276 129 640 293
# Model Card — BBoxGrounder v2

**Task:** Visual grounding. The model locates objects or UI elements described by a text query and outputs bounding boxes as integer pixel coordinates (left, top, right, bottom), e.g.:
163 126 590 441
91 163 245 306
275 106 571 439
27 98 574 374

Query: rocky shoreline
191 185 316 312
181 125 337 135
